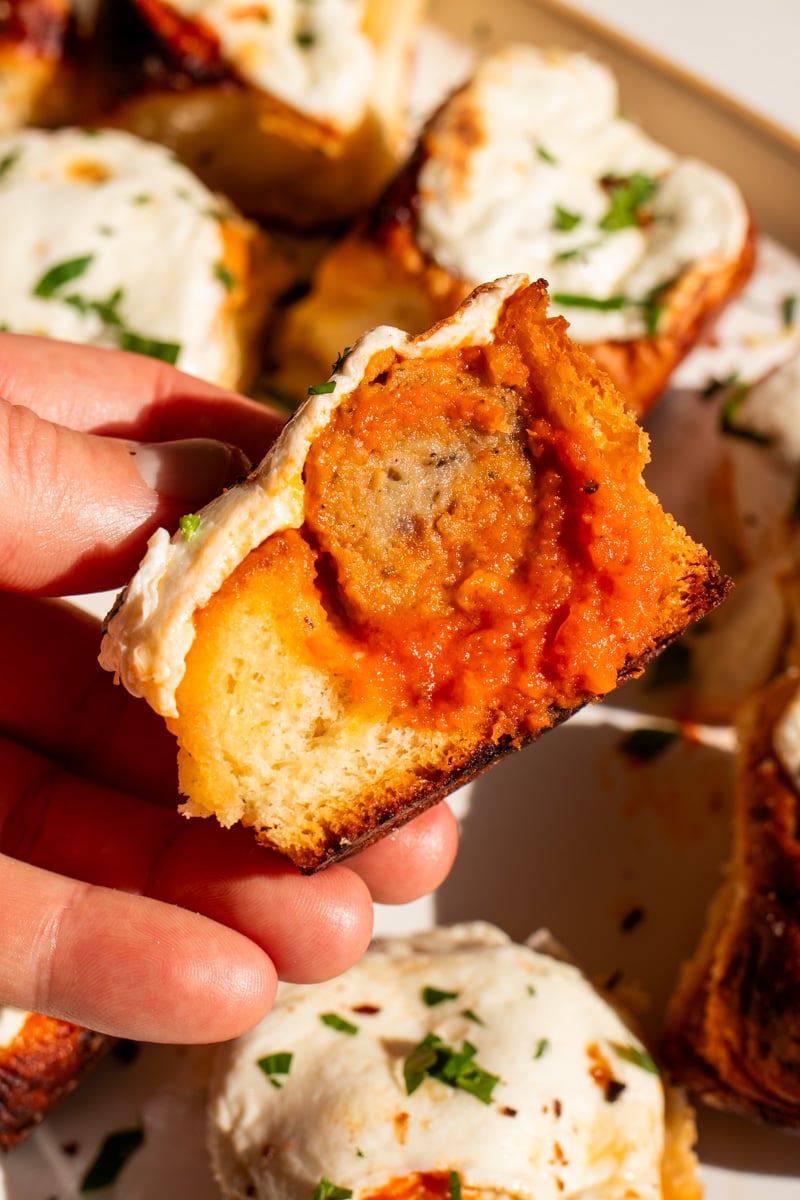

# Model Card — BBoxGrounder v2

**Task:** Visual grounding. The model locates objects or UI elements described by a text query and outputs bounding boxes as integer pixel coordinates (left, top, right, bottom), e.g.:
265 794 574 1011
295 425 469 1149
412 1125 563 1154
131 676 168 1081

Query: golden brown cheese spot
218 287 685 738
66 158 112 185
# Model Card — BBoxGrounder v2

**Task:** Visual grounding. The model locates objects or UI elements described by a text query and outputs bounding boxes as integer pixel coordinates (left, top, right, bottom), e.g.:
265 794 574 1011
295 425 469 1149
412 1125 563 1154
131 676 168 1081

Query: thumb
0 398 250 595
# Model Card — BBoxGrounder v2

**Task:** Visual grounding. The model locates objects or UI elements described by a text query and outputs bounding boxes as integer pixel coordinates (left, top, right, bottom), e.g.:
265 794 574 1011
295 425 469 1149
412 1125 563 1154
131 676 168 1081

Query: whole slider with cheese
208 922 703 1200
0 125 285 389
271 43 756 415
91 0 424 229
100 274 729 872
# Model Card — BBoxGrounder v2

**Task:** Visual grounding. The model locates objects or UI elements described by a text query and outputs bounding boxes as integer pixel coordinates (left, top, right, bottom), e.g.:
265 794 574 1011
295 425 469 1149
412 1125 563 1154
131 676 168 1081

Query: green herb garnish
554 205 582 232
619 727 679 762
33 254 94 298
450 1171 462 1200
599 172 659 231
313 1179 353 1200
720 382 772 445
462 1008 485 1026
422 986 460 1007
783 293 797 328
257 1051 293 1088
332 345 352 373
320 1012 358 1036
403 1034 499 1104
536 145 558 164
119 330 181 364
296 30 315 47
551 293 630 311
308 380 337 395
80 1128 144 1192
0 147 20 179
179 513 201 540
700 371 739 400
610 1041 660 1074
214 263 237 292
533 1037 550 1059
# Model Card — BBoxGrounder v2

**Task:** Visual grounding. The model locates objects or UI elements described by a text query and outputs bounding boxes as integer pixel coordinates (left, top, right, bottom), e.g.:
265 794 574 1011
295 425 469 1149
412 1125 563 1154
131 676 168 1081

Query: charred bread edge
0 1018 112 1151
290 569 730 874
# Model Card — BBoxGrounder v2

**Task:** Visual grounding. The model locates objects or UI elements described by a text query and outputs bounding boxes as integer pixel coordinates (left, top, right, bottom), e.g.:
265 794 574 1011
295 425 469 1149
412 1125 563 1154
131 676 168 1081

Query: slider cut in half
0 126 285 389
100 275 728 871
208 922 702 1200
272 43 755 413
661 665 800 1129
93 0 424 229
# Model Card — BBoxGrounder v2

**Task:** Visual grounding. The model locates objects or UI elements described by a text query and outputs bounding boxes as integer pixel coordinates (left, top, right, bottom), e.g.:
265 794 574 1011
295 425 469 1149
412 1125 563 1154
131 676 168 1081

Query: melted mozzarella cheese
99 275 524 717
0 127 234 384
416 45 748 343
0 1006 29 1046
208 923 668 1200
165 0 375 131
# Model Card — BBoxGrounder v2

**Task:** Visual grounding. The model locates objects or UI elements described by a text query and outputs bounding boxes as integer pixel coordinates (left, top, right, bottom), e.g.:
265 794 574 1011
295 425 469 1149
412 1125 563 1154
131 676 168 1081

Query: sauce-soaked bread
101 276 729 871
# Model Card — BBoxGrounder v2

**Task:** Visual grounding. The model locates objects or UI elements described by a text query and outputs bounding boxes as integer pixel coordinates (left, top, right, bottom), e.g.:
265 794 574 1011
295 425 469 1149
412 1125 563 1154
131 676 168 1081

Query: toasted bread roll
92 0 423 229
661 668 800 1129
0 1008 110 1150
208 922 701 1200
0 125 287 389
271 44 755 413
101 276 728 871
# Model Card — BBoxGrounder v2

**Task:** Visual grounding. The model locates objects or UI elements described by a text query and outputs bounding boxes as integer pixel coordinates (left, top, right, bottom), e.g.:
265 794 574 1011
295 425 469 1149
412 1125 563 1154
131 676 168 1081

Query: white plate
4 5 800 1197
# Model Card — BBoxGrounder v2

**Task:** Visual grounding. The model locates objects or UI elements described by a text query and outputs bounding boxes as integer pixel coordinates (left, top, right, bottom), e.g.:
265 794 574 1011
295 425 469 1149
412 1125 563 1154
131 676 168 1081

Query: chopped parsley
720 382 772 445
33 254 94 299
551 293 631 311
553 205 582 232
610 1041 660 1075
0 146 20 179
308 380 337 395
320 1012 358 1036
214 262 237 292
783 293 797 328
79 1127 144 1192
331 345 352 373
131 193 152 205
619 727 679 762
536 145 558 164
700 371 739 400
599 172 659 231
422 986 460 1007
403 1034 499 1104
257 1050 293 1088
450 1171 462 1200
313 1179 353 1200
119 331 181 364
296 30 315 47
462 1008 485 1026
179 513 201 540
533 1037 550 1059
64 285 125 328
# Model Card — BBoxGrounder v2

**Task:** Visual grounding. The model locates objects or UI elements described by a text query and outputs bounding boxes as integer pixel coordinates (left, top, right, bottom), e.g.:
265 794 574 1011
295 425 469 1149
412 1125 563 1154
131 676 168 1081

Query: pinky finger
0 854 277 1044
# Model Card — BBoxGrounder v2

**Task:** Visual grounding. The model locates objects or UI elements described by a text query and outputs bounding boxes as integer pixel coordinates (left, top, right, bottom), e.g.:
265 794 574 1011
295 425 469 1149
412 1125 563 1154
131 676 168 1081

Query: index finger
0 333 285 462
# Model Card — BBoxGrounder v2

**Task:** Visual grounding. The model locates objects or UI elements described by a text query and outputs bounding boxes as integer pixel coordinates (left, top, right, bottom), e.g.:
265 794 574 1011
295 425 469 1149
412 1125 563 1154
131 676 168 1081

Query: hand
0 334 459 1044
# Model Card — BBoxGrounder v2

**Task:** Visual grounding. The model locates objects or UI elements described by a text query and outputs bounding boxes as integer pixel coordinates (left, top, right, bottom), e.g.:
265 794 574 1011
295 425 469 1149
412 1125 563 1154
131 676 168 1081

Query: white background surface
565 0 800 138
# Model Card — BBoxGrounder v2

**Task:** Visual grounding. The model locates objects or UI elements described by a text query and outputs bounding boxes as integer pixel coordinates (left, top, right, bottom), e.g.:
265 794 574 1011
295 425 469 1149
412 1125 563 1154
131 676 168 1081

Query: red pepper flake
351 1004 382 1014
499 1105 517 1117
553 1098 562 1118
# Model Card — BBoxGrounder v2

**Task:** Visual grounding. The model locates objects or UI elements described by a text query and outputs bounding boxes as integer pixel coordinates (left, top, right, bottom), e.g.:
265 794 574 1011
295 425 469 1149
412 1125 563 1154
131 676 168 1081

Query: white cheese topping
774 679 800 790
416 45 749 343
0 1006 29 1046
163 0 375 131
208 922 668 1200
99 274 526 717
0 127 234 384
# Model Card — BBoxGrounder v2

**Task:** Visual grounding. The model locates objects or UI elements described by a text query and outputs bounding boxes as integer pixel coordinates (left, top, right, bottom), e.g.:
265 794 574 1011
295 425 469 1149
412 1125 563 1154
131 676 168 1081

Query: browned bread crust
89 0 422 229
661 669 800 1129
157 278 730 871
0 1014 111 1150
0 0 81 130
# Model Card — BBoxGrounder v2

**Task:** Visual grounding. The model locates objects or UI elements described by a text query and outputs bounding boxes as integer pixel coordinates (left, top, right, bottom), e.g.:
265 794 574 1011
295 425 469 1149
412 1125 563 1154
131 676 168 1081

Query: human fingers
0 853 276 1043
0 332 284 462
0 398 251 594
343 803 460 904
1 736 374 991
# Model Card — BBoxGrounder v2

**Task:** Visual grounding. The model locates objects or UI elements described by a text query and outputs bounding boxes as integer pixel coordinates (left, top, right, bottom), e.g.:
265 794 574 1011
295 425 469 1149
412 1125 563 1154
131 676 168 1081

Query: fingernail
128 439 251 503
